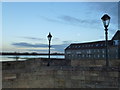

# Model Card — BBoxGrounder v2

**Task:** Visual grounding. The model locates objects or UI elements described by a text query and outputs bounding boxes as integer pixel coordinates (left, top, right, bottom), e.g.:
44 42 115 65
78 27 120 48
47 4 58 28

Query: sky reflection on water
0 55 65 62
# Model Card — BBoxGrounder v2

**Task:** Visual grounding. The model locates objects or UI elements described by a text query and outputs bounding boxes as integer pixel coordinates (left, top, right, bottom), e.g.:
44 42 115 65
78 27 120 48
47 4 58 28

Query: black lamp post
47 32 52 66
101 14 111 67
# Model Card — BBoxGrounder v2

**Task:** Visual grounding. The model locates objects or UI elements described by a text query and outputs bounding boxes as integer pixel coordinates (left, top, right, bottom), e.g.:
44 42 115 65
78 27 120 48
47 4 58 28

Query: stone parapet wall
71 59 120 67
2 66 120 88
2 58 120 88
2 58 70 70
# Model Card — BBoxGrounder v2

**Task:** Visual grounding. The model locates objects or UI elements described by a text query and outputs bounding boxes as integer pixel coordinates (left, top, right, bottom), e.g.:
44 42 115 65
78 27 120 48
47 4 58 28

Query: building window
113 40 119 45
88 54 91 58
76 52 81 54
118 41 120 45
67 52 71 54
101 44 103 46
102 50 105 53
96 44 99 47
102 55 105 58
68 54 71 57
97 49 100 52
82 55 84 58
87 50 91 54
98 55 100 58
82 50 84 53
75 46 78 48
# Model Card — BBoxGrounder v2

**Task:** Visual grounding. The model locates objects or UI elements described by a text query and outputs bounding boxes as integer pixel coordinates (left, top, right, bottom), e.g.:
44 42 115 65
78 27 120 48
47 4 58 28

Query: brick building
65 30 120 60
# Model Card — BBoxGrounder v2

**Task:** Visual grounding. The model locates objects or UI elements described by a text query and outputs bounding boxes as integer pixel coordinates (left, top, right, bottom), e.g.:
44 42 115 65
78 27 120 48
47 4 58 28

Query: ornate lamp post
47 32 52 66
101 14 111 67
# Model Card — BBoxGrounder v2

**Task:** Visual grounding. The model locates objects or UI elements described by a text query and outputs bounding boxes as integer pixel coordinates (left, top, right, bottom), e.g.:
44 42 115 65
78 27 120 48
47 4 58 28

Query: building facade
65 30 120 60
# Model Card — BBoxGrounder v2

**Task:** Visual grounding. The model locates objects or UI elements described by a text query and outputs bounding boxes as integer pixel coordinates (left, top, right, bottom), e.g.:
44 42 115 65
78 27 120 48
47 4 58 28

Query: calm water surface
0 55 65 62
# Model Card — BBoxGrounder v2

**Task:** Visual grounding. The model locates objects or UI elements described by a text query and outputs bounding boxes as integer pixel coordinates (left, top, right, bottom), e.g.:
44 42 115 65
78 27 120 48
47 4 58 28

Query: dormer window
113 40 119 45
68 46 71 48
96 44 99 47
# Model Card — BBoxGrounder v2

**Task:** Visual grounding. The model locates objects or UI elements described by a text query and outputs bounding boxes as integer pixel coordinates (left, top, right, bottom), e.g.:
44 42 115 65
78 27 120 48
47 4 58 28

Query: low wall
2 58 120 88
71 59 120 67
2 67 120 88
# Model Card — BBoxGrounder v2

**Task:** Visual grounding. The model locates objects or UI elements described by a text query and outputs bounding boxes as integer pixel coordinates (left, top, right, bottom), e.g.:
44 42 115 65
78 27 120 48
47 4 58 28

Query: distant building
65 30 120 60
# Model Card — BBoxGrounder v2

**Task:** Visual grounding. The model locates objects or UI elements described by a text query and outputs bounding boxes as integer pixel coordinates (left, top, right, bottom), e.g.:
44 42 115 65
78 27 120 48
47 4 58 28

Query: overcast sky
2 2 119 53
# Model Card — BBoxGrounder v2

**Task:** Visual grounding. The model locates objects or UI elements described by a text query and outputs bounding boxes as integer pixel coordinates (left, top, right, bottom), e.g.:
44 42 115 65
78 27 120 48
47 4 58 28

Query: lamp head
101 14 111 28
47 32 52 41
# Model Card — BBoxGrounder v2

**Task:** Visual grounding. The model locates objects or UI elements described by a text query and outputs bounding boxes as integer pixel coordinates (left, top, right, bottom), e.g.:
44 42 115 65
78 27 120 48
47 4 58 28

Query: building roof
65 30 120 50
112 30 120 40
65 40 113 50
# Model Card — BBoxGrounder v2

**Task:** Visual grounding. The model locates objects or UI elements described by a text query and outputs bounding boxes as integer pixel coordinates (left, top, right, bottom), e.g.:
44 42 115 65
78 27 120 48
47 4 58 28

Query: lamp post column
48 40 51 59
105 27 109 67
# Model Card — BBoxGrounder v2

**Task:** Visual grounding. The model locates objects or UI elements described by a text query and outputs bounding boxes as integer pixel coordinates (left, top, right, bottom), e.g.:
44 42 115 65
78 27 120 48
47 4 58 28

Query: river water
0 55 65 62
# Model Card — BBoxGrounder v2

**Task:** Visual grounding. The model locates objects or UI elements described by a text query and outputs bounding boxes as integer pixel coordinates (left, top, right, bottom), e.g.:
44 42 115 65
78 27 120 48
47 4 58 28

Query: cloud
41 15 98 27
59 15 81 23
17 47 54 50
52 44 68 52
93 2 118 24
41 16 61 23
52 37 60 41
62 40 78 44
58 15 98 25
27 49 48 53
40 2 118 28
22 37 45 41
12 41 70 53
52 40 78 52
12 42 48 47
96 2 118 15
62 41 72 44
